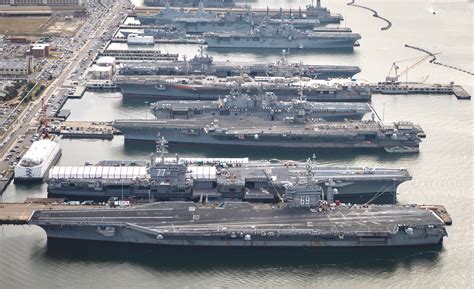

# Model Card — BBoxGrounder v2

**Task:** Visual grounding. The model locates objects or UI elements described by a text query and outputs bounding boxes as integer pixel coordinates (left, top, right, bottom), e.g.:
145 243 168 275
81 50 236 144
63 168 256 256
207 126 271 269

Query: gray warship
47 137 412 204
114 76 371 102
151 91 372 121
113 111 425 153
137 2 321 33
29 201 448 247
118 49 361 79
306 0 344 24
143 0 235 8
204 24 360 50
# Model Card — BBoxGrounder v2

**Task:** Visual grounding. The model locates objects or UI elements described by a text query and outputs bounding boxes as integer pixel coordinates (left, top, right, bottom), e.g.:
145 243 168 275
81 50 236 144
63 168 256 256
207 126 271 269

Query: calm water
1 0 473 288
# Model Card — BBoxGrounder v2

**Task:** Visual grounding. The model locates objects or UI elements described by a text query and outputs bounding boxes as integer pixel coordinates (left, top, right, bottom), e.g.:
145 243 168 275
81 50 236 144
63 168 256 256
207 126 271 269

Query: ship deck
29 202 446 236
115 118 385 134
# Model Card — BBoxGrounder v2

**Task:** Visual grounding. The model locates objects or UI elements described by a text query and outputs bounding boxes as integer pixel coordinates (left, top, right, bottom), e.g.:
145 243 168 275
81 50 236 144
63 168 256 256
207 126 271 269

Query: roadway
0 0 130 192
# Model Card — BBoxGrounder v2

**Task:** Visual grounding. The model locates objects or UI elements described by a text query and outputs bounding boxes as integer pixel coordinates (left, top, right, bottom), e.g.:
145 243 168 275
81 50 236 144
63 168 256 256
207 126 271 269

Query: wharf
68 85 86 99
111 38 205 44
48 121 117 140
452 85 471 100
370 82 471 100
0 171 14 194
99 49 179 61
0 201 104 225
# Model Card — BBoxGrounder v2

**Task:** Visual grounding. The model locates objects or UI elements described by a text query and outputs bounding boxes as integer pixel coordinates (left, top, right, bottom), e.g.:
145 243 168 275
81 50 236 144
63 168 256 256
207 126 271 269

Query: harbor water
1 0 473 288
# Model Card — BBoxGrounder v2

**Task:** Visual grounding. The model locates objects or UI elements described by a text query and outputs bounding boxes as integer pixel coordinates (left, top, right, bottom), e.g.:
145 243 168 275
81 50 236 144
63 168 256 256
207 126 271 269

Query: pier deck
0 202 103 224
452 85 471 100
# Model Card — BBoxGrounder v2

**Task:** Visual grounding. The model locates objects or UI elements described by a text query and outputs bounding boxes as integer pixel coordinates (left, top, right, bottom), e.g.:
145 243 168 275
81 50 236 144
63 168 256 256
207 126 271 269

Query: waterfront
1 0 473 288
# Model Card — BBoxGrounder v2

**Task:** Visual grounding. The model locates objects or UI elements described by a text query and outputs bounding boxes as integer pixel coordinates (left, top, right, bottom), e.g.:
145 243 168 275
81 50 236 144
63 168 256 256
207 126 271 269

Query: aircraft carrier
143 0 235 8
115 76 371 102
150 91 372 121
137 2 321 33
28 201 448 247
118 50 361 79
47 151 413 204
113 116 425 153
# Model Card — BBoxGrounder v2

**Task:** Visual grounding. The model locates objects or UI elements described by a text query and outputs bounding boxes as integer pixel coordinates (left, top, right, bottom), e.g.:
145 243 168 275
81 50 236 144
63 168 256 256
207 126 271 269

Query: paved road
0 0 129 188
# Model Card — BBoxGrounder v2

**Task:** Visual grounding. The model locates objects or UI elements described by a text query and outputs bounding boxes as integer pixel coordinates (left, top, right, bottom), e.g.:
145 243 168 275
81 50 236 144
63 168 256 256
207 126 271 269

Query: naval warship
113 111 425 153
151 91 372 121
118 49 361 79
205 24 361 50
29 200 448 247
47 138 412 204
306 0 344 24
115 75 371 102
143 0 235 8
138 2 321 33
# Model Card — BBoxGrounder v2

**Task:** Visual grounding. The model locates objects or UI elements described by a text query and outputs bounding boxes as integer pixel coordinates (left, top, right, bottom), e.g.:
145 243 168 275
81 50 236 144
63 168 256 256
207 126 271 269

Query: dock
0 171 14 194
371 82 471 100
111 38 205 44
68 85 86 99
99 49 179 62
452 85 471 100
0 201 104 225
48 121 117 140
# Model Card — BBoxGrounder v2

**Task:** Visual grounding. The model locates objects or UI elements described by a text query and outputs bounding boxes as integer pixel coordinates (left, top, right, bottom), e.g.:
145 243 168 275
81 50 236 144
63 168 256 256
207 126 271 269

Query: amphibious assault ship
47 139 412 204
29 201 448 247
205 24 360 49
115 76 371 102
151 91 372 121
118 49 361 79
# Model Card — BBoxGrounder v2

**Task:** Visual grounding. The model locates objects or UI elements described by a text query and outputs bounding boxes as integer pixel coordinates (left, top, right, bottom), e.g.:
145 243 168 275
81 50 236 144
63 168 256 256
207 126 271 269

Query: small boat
384 146 420 154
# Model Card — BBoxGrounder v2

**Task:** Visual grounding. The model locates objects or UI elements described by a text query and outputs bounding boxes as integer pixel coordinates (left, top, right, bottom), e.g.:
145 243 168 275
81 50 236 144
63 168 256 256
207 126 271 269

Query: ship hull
48 189 398 205
40 225 444 247
205 36 359 49
115 126 418 151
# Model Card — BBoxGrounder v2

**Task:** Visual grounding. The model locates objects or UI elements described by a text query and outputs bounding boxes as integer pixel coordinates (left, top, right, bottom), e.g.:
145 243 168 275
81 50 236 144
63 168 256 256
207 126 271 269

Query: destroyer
29 201 448 247
118 49 361 79
151 91 372 121
205 24 361 50
115 75 371 102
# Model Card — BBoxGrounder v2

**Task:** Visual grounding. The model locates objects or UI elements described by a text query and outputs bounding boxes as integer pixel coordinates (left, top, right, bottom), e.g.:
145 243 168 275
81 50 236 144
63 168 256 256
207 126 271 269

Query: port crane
385 53 438 83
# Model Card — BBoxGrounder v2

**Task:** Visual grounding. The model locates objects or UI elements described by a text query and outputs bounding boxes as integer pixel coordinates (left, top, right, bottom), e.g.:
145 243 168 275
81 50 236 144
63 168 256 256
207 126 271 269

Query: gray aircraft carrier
28 201 448 247
113 116 425 153
117 50 361 79
114 76 372 102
